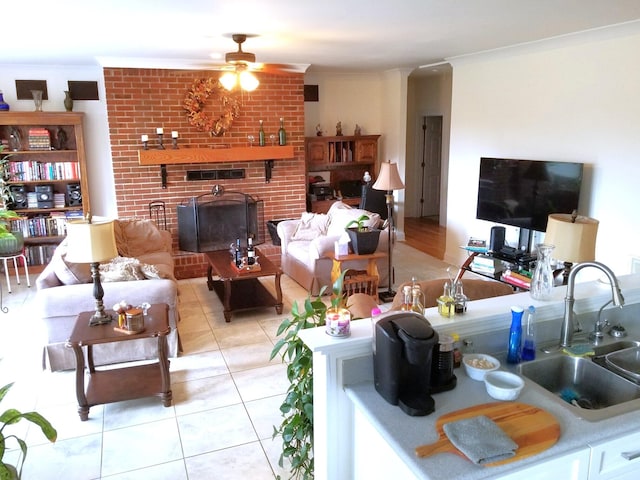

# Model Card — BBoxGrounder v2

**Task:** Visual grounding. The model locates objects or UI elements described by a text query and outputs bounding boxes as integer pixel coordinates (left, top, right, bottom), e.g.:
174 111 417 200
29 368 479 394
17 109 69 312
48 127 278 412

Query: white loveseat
277 201 389 295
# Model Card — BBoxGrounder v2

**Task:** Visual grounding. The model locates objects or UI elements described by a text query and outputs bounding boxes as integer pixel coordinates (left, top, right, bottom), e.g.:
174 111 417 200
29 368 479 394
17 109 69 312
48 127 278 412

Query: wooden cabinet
0 112 89 266
305 135 380 212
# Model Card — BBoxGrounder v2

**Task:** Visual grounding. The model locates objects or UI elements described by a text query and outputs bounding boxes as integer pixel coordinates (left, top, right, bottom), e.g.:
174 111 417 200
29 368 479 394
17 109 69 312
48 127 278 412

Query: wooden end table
328 251 387 299
65 303 172 421
205 247 283 322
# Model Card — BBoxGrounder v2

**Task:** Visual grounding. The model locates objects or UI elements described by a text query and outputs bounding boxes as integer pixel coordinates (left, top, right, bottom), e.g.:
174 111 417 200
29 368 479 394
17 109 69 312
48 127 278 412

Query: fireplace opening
177 190 264 252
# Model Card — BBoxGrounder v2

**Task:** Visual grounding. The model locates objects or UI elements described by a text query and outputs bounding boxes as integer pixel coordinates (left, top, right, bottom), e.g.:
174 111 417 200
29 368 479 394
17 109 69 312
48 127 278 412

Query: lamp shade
544 213 599 263
372 161 405 191
65 218 118 264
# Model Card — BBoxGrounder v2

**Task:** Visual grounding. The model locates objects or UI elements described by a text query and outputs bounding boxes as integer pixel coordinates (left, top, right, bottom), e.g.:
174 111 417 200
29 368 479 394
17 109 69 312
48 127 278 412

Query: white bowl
462 353 500 381
484 371 525 401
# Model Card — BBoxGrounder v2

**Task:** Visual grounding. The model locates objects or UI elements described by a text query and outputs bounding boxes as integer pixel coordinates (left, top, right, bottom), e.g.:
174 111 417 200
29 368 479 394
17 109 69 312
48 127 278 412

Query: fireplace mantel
138 146 295 165
138 145 295 186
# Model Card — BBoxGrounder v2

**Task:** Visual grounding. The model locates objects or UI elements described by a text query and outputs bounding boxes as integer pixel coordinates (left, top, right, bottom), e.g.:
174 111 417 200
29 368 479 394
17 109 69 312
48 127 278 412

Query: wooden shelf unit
305 135 379 213
0 112 89 266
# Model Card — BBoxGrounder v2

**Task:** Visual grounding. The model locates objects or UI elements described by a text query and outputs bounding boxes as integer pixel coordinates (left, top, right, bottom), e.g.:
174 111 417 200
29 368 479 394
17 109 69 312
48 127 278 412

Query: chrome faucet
559 261 625 348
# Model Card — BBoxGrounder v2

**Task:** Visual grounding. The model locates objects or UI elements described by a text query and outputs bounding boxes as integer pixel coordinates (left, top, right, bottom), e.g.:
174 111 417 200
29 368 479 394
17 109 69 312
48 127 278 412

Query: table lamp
373 160 405 302
65 215 118 326
544 212 599 284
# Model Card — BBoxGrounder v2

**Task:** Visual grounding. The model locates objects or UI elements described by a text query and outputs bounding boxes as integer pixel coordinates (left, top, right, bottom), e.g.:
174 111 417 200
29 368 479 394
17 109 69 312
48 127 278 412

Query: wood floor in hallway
403 217 446 260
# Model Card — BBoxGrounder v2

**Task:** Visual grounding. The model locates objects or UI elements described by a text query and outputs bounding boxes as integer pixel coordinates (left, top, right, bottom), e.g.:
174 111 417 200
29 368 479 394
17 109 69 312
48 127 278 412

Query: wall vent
186 169 245 181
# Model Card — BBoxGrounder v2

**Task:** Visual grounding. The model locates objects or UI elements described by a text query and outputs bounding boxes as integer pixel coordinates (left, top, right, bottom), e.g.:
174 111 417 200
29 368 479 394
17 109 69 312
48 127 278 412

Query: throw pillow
100 257 146 282
50 241 93 285
114 218 168 258
291 212 329 241
326 206 381 238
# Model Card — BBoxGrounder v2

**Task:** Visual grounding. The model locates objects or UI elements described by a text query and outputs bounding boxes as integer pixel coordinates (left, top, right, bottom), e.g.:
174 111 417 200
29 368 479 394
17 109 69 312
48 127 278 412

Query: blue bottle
507 306 524 364
521 306 537 361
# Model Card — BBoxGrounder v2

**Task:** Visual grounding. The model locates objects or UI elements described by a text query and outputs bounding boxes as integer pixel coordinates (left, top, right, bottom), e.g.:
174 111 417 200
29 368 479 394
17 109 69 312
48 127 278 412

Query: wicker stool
0 252 30 293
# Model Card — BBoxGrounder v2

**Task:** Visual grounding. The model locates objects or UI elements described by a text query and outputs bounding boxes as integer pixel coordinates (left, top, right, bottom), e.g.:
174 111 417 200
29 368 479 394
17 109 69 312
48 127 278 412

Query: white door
418 115 442 217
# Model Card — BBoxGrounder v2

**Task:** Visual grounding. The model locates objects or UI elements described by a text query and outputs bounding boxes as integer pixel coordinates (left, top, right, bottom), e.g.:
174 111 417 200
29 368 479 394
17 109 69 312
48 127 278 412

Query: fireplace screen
177 191 264 252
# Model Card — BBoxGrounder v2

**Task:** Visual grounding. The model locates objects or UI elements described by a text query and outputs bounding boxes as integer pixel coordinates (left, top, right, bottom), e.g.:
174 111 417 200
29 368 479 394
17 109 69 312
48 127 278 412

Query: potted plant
0 145 24 255
1 382 57 480
270 272 347 480
345 214 380 255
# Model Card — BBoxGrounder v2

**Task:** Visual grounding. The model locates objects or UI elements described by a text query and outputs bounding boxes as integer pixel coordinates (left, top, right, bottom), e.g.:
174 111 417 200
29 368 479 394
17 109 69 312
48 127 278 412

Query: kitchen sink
517 340 640 422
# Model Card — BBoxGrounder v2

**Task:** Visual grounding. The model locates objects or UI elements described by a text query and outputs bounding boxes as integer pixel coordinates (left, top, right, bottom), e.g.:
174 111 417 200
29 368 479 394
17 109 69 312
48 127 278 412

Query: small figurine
316 123 323 136
354 124 362 136
336 121 343 136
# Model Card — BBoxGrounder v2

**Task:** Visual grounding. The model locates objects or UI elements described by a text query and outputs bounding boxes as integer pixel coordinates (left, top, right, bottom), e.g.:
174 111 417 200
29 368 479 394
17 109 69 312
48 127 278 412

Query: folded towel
443 415 519 465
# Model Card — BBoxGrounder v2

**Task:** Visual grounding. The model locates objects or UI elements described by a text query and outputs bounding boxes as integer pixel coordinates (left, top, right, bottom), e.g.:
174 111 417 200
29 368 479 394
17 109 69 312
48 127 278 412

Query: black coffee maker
373 311 439 416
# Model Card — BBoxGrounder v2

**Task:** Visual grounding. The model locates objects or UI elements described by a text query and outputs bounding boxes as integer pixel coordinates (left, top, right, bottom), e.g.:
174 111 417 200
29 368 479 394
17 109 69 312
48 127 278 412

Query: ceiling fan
215 34 306 91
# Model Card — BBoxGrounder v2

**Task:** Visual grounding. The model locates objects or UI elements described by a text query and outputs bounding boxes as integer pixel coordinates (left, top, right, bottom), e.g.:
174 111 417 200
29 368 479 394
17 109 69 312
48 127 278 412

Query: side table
328 251 386 300
65 303 172 421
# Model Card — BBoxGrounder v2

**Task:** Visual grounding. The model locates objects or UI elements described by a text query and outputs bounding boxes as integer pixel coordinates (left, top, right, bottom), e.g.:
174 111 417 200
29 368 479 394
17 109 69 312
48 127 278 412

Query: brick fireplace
103 68 306 278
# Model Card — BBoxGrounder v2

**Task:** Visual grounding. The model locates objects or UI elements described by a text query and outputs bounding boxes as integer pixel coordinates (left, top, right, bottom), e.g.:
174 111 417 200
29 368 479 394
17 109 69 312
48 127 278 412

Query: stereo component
35 184 54 208
66 183 82 207
9 185 27 209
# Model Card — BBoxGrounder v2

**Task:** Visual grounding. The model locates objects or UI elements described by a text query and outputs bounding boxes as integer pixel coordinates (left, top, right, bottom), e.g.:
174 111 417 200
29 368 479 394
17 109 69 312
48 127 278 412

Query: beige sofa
277 201 389 295
35 218 180 371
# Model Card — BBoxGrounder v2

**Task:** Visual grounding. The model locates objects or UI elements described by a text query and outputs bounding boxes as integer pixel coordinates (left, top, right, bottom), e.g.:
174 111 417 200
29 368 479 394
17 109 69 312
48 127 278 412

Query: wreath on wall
183 77 240 137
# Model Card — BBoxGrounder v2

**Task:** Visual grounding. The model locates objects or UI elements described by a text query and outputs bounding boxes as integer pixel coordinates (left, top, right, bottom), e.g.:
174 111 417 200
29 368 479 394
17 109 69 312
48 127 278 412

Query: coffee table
205 247 283 322
66 303 172 421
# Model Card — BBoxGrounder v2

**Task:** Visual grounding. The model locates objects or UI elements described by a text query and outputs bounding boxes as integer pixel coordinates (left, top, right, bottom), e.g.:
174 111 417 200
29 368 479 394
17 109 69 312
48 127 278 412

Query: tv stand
457 250 536 290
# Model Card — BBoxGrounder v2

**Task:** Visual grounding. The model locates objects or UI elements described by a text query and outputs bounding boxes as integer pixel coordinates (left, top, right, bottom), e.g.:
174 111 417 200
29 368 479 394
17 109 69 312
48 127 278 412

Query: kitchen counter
346 360 640 479
300 272 640 479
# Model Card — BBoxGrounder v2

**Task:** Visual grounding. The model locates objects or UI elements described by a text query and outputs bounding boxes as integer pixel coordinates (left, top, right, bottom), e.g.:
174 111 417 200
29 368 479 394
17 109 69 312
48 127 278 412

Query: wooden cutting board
415 402 560 466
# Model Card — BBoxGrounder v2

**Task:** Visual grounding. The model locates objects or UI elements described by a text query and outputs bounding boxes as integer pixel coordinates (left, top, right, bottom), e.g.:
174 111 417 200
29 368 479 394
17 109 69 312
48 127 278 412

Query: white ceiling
4 0 640 74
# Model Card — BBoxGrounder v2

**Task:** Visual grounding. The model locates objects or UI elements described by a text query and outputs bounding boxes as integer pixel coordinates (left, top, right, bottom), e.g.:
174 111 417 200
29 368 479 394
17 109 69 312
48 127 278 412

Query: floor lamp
65 215 118 326
373 160 405 303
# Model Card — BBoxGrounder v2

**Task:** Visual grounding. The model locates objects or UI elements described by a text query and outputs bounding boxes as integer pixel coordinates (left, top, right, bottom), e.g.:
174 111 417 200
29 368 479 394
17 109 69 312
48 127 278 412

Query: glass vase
0 90 9 111
530 244 555 300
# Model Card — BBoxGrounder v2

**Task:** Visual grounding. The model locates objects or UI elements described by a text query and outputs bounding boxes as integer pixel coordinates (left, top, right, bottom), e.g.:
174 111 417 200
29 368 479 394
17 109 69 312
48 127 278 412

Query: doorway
417 115 442 219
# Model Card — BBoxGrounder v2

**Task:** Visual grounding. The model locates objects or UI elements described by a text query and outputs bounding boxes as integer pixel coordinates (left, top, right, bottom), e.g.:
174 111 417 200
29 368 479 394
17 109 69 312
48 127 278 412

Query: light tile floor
0 242 453 479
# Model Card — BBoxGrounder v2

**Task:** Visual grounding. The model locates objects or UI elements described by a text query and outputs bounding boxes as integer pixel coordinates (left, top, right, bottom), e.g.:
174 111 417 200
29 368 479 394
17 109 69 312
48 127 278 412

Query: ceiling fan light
239 71 259 91
219 71 237 90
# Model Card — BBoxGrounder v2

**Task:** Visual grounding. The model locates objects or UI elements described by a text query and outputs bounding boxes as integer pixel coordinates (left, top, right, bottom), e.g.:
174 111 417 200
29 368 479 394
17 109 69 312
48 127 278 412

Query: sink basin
517 353 640 421
604 347 640 382
592 340 640 357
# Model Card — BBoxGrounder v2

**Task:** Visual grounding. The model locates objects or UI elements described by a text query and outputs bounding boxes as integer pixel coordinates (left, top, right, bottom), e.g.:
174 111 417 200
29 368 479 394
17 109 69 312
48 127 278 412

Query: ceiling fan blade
250 63 308 74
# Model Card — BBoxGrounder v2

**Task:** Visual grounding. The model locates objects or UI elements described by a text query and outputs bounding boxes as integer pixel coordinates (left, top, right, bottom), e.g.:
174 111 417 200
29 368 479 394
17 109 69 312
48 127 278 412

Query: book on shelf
471 254 502 273
501 271 531 289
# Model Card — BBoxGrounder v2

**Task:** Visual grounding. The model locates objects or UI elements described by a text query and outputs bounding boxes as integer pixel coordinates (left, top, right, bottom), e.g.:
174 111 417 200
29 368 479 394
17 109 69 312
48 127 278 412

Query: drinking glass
247 135 255 147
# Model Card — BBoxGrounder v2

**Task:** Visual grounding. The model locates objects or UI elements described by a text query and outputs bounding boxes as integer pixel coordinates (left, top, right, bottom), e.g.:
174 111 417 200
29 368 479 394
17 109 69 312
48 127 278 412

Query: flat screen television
476 157 584 233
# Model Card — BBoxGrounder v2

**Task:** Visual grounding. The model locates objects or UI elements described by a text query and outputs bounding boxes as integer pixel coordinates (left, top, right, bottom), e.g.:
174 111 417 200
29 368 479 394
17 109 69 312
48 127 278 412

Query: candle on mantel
171 131 179 138
141 134 149 142
156 128 164 134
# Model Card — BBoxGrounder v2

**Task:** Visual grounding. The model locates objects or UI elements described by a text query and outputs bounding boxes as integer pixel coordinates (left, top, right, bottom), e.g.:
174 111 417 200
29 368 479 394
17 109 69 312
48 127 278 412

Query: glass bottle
507 306 524 364
522 305 537 361
530 244 555 300
400 285 413 311
234 238 243 267
411 285 424 314
0 90 9 111
453 281 468 314
278 117 287 146
247 236 256 265
258 120 265 146
437 281 454 318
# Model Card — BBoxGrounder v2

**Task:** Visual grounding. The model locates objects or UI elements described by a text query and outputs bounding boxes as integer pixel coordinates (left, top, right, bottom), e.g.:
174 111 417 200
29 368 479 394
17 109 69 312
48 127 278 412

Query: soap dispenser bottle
521 305 537 361
507 306 524 364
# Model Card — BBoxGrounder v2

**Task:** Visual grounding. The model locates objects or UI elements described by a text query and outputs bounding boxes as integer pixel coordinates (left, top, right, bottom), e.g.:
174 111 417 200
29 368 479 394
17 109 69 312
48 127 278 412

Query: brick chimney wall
103 68 306 278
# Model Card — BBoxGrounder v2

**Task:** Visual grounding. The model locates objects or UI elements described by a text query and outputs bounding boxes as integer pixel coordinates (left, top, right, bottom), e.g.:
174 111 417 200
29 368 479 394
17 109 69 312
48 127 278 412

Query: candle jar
325 307 351 338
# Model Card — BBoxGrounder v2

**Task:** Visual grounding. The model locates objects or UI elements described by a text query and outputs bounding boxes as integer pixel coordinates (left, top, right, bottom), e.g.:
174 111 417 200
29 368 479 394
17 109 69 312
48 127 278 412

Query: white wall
446 23 640 275
0 65 117 218
303 73 384 137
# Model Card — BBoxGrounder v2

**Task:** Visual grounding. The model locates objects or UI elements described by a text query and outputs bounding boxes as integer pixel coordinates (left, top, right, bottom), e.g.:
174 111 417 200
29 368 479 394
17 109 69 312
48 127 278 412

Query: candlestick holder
142 140 149 150
157 133 165 150
172 137 178 149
